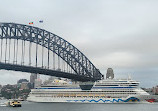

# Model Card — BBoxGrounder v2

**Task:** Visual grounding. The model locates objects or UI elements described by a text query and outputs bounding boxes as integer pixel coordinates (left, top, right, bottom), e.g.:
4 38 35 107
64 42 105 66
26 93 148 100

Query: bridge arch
0 23 103 81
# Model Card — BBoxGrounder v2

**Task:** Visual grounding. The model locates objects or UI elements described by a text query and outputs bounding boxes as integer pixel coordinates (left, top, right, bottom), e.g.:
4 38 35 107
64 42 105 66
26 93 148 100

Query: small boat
6 99 22 107
18 98 24 101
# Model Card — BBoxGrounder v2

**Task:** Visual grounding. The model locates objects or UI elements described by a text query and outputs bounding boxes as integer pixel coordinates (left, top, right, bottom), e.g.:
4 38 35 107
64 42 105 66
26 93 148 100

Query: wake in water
0 102 7 107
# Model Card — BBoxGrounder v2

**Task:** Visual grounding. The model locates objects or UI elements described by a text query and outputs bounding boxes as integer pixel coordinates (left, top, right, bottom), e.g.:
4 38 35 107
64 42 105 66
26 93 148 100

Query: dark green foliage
1 84 30 99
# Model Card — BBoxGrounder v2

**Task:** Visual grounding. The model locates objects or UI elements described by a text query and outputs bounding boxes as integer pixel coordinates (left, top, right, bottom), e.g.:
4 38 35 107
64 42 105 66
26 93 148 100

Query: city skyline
0 0 158 87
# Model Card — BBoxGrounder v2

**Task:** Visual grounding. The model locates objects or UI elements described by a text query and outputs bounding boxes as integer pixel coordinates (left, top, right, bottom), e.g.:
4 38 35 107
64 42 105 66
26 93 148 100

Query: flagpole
39 20 44 29
32 22 34 27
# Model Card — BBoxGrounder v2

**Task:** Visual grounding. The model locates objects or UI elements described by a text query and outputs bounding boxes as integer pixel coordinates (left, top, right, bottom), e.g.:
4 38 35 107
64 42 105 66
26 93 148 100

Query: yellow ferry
6 99 22 107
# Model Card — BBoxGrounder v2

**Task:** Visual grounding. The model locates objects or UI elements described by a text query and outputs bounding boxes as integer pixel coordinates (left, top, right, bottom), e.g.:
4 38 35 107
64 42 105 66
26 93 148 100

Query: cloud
0 0 158 87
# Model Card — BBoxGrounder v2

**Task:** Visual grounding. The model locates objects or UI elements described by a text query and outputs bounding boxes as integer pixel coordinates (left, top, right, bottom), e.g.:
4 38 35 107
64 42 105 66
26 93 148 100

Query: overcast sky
0 0 158 87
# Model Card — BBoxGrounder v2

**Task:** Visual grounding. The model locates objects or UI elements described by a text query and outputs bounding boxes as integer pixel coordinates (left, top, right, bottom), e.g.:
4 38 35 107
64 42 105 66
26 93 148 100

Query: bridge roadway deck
0 62 94 82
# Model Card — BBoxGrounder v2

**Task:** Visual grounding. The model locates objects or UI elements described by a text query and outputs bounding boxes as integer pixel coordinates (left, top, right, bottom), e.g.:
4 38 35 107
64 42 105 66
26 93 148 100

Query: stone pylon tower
106 68 114 79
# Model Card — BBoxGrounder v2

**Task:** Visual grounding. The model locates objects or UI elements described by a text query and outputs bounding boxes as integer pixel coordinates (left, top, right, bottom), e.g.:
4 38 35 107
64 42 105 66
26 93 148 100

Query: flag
29 22 33 24
39 20 43 23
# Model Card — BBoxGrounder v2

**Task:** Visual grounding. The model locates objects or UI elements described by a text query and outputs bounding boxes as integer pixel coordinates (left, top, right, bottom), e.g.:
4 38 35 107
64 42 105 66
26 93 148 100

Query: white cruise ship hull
27 97 131 103
27 95 158 103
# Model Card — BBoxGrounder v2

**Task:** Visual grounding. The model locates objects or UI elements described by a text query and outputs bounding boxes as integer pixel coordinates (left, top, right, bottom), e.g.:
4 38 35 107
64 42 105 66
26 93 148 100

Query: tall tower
30 73 37 83
106 68 114 79
30 73 37 88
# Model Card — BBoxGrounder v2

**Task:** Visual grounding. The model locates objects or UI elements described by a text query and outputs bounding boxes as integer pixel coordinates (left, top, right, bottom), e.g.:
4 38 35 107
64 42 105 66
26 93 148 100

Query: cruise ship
27 78 158 103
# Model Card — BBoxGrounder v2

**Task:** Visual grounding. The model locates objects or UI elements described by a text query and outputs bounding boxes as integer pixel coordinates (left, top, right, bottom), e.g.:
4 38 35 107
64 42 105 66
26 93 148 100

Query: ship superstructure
94 79 149 98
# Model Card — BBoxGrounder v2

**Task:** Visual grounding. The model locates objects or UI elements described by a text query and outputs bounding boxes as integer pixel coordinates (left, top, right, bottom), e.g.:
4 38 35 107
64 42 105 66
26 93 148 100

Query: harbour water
0 101 158 111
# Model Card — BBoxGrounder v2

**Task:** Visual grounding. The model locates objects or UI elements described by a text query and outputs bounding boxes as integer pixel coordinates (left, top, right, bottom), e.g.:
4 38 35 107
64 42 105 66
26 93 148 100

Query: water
0 101 158 111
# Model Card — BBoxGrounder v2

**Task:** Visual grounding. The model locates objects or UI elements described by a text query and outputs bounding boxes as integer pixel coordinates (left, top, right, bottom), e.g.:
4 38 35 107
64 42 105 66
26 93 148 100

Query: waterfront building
153 85 158 95
20 82 29 90
34 78 42 88
17 79 29 89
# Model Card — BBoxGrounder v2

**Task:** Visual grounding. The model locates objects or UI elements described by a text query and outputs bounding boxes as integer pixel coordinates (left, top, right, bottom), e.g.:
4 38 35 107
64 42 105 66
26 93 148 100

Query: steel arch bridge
0 22 103 82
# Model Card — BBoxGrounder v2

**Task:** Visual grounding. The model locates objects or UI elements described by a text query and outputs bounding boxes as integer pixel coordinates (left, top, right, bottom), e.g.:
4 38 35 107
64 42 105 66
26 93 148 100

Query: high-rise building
106 68 114 79
30 73 37 84
30 73 37 88
0 84 2 93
